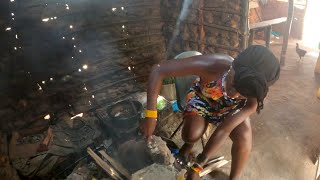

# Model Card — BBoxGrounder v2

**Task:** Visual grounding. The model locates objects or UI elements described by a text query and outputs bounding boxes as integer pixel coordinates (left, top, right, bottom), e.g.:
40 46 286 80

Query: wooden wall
161 0 245 59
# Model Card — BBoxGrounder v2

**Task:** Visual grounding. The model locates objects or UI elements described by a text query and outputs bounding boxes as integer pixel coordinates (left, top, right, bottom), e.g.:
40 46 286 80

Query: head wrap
232 45 280 113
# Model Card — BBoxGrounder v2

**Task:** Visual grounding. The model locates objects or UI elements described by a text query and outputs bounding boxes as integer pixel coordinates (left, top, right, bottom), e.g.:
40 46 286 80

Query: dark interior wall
0 0 166 131
161 0 245 59
1 0 249 132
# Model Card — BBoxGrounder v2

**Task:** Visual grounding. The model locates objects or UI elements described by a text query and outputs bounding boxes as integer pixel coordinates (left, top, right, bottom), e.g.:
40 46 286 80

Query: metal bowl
106 100 143 129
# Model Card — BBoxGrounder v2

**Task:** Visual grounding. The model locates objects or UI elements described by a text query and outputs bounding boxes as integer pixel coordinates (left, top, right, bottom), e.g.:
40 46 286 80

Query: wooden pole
240 0 250 50
280 0 294 66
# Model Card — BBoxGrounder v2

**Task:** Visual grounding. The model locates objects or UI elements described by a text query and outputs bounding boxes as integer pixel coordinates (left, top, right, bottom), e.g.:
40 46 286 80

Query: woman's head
232 45 280 113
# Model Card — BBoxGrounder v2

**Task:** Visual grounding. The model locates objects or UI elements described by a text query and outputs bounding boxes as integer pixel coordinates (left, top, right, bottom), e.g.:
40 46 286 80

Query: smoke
168 0 192 52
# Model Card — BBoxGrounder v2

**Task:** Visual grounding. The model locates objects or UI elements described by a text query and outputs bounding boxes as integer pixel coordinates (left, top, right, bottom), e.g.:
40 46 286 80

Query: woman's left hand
186 170 200 180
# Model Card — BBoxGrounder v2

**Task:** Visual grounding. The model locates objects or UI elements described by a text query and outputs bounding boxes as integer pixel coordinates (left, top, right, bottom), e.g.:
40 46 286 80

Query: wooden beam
280 0 294 66
87 147 123 180
98 150 131 179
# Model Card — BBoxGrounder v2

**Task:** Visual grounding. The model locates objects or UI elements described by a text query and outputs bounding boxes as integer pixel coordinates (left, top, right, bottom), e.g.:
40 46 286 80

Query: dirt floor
168 38 320 180
215 39 320 180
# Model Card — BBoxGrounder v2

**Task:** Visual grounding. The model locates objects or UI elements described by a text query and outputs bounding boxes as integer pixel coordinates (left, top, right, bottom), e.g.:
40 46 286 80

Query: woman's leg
179 115 208 158
229 118 252 180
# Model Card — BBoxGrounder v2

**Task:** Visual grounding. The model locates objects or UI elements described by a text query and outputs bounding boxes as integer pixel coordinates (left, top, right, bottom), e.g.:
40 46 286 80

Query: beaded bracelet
190 163 203 173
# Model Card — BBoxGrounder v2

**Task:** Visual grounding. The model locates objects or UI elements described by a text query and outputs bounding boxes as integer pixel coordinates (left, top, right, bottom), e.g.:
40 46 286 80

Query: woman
140 45 280 180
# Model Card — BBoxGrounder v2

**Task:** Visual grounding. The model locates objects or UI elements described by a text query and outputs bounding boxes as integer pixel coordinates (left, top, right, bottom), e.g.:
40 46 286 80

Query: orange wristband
145 109 157 118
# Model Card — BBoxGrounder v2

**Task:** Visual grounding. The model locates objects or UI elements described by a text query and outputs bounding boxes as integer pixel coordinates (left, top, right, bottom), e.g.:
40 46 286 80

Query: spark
54 17 57 19
79 50 82 53
92 95 95 98
83 86 87 91
82 64 88 69
14 47 17 50
72 37 75 40
42 81 45 84
128 66 131 70
78 69 82 72
69 25 73 29
10 0 14 2
11 13 14 16
42 18 49 22
122 25 125 29
112 8 117 11
70 113 83 120
62 36 65 39
15 34 18 39
44 114 50 120
121 7 124 10
50 78 53 81
37 83 42 91
66 6 69 10
5 27 11 31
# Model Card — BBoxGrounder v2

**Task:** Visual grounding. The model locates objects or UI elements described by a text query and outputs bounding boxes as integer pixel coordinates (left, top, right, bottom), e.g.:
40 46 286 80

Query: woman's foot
174 153 189 170
174 152 196 170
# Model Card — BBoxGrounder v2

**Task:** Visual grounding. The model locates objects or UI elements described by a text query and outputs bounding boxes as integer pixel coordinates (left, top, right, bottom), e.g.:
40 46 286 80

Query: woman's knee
181 115 207 144
182 130 201 144
230 119 252 148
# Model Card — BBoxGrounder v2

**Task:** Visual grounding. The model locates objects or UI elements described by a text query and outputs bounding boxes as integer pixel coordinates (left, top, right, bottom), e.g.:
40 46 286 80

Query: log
87 147 123 180
98 150 131 179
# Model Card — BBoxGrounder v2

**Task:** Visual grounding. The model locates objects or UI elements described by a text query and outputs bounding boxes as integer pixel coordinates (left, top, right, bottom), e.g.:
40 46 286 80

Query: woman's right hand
140 117 157 142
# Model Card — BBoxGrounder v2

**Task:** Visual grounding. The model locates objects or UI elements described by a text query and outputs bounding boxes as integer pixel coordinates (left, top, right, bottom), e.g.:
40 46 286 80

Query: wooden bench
249 17 287 47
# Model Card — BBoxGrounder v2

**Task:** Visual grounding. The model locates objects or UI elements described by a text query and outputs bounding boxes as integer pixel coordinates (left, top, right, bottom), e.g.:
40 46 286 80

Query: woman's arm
140 54 233 140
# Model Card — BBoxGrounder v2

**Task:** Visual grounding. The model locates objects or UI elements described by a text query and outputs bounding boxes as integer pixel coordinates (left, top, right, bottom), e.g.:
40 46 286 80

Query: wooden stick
87 147 123 180
99 150 131 179
199 160 229 177
205 156 224 165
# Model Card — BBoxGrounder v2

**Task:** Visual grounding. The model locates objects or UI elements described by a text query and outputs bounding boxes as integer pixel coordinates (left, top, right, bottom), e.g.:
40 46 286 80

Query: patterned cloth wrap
183 69 246 125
